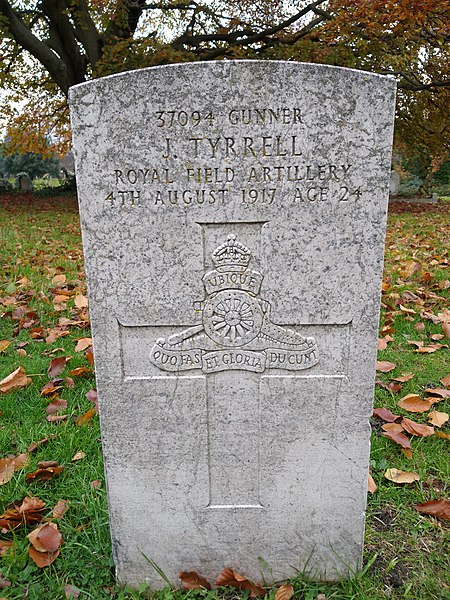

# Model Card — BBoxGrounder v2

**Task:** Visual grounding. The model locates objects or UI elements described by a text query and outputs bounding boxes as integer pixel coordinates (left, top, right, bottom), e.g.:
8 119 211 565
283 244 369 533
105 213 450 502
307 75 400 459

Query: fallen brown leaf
0 496 46 530
414 499 450 520
384 468 420 484
74 294 88 309
46 398 68 415
441 374 450 388
40 380 63 396
0 341 11 353
46 415 68 423
435 431 450 440
68 366 92 377
428 411 449 427
368 473 377 493
393 373 415 383
430 333 444 341
76 407 97 426
275 584 294 600
65 584 81 599
0 540 13 556
382 430 411 449
29 545 61 568
86 346 94 366
52 500 70 520
425 388 450 399
373 407 400 422
0 575 11 589
17 348 27 356
0 453 30 485
397 394 434 413
377 338 388 350
37 461 59 469
0 366 32 393
401 418 434 437
216 568 265 597
85 389 98 411
376 380 402 393
75 337 92 352
25 465 64 482
47 356 71 378
376 361 396 373
179 571 211 590
28 522 62 553
52 274 66 286
443 323 450 337
90 480 101 490
71 451 86 462
382 423 404 432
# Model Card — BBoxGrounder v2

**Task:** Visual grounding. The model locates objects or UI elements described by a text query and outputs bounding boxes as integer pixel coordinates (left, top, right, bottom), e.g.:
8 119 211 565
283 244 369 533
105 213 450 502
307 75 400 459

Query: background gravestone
15 172 33 191
70 61 396 587
389 170 400 195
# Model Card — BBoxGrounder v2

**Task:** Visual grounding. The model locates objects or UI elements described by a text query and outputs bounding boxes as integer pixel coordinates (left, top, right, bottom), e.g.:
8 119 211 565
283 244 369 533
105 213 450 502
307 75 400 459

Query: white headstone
70 61 396 588
389 170 400 195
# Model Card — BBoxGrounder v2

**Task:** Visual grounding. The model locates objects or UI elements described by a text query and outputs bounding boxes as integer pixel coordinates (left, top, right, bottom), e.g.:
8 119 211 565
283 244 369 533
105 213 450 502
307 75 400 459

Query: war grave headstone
70 61 396 588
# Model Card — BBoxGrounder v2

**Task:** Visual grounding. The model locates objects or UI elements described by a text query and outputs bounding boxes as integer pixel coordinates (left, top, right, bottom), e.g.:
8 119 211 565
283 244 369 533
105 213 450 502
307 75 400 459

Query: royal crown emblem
150 234 319 374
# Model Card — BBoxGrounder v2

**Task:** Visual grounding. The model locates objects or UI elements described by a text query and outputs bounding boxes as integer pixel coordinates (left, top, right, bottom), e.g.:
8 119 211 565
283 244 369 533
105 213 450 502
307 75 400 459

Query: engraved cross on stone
120 223 321 508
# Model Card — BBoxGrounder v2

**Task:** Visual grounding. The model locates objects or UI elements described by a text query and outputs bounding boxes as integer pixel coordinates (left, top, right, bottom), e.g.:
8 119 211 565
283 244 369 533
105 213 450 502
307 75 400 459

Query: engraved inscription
150 235 319 374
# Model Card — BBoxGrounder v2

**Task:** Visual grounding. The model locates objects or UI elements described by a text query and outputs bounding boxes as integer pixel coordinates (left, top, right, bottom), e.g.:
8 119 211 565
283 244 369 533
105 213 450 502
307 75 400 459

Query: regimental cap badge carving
203 234 263 297
212 234 251 272
149 233 319 374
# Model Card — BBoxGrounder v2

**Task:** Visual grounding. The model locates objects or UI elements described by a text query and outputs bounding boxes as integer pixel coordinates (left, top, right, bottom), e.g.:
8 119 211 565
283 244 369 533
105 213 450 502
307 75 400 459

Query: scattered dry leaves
382 430 411 449
414 499 450 520
393 373 415 382
29 545 61 568
373 407 400 422
71 451 86 462
397 394 434 413
52 500 70 520
47 356 70 378
216 568 265 597
0 366 32 393
368 473 377 493
25 465 64 482
76 407 97 426
0 540 13 556
68 366 92 377
0 496 46 530
425 388 450 399
28 522 62 553
46 398 68 415
275 584 294 600
179 571 211 590
75 337 92 352
382 423 404 432
401 418 434 437
427 411 449 427
384 468 420 484
376 361 396 373
0 453 30 485
0 341 11 353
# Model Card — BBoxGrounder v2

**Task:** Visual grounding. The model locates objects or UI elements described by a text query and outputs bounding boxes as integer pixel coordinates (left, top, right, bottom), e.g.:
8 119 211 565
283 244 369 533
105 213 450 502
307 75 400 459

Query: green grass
0 196 449 599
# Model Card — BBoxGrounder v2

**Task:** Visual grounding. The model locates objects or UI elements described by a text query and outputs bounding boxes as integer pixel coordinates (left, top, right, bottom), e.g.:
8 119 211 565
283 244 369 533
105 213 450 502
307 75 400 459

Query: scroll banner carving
150 235 319 374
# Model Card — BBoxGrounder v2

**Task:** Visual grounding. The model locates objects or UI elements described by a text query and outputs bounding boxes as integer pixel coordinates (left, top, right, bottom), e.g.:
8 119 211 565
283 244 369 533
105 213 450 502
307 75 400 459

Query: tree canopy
0 0 449 164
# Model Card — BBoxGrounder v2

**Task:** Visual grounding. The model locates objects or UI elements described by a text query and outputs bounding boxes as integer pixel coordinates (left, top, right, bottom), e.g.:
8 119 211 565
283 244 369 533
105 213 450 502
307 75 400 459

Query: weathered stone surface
69 61 396 588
